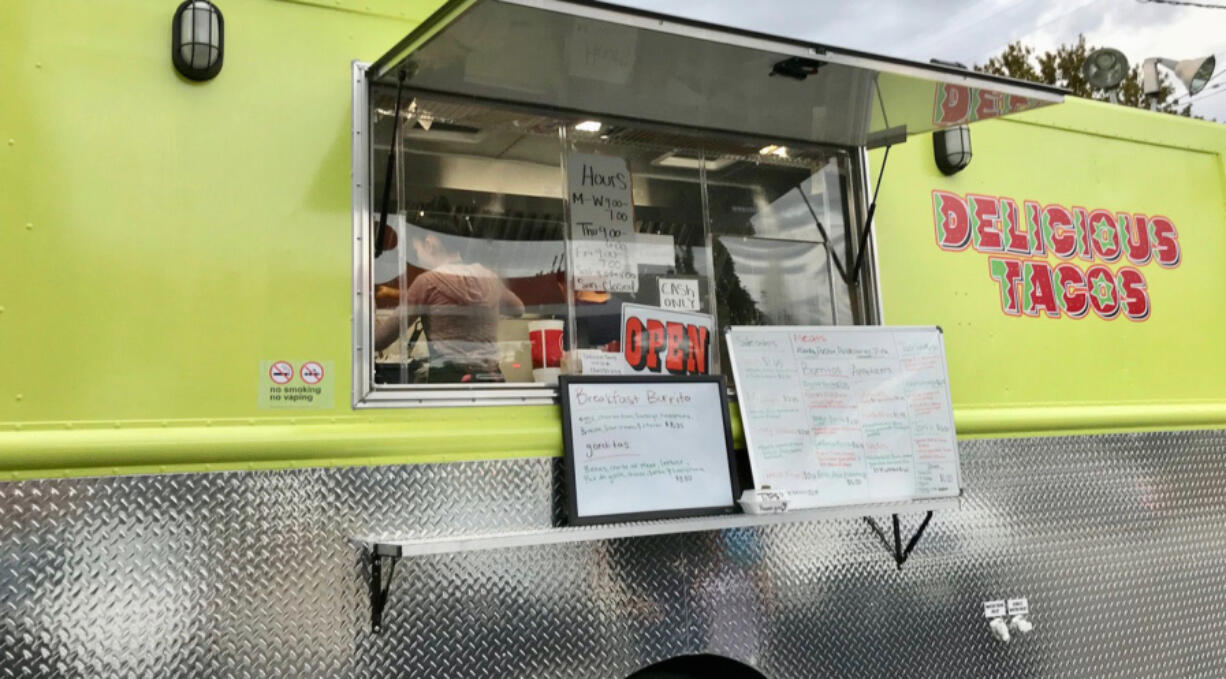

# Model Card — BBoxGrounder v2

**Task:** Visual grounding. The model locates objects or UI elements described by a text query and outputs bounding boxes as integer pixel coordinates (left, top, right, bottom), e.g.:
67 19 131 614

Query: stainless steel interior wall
2 429 1225 678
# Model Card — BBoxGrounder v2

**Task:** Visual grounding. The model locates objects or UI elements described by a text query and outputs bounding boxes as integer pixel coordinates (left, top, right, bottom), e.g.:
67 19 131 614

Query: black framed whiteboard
559 376 740 526
726 325 961 510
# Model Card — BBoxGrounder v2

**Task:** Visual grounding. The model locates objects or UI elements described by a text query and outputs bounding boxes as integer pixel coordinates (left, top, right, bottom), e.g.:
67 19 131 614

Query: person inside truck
374 218 524 383
555 270 627 352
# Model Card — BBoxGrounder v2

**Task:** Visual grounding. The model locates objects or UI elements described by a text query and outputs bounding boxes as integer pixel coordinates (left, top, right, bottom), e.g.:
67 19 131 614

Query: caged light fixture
932 125 971 176
172 0 224 81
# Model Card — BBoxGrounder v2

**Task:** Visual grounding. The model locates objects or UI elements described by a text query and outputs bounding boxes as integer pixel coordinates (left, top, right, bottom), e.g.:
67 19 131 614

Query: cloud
612 0 1226 118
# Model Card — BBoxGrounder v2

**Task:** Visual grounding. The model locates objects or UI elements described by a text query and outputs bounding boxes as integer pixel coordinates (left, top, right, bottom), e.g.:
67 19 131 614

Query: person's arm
500 284 525 318
374 308 413 352
374 274 427 351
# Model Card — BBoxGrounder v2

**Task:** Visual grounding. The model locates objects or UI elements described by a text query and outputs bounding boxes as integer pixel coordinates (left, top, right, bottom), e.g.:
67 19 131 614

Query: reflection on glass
564 127 713 375
371 95 567 385
368 91 863 388
705 149 854 332
716 237 834 326
374 220 526 383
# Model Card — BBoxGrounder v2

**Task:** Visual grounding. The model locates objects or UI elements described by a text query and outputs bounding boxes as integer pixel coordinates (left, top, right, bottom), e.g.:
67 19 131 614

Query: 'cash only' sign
932 190 1180 322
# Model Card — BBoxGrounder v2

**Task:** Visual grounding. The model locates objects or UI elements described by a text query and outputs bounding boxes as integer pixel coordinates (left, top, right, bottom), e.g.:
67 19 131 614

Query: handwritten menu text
566 381 734 520
727 327 960 509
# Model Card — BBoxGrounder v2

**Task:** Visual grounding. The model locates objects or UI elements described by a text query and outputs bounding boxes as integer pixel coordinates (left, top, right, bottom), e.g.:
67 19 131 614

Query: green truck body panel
2 0 1224 478
874 101 1226 437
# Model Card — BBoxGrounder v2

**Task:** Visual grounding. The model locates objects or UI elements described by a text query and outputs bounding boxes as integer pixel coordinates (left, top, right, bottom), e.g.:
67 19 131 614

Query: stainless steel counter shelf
359 494 961 632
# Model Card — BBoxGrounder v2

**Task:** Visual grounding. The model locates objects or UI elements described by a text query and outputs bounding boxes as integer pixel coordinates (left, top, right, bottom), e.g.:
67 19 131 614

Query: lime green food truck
3 0 1226 677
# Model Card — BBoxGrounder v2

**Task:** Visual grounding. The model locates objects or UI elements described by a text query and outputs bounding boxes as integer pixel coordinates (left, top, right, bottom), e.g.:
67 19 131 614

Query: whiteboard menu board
726 326 960 509
560 376 740 525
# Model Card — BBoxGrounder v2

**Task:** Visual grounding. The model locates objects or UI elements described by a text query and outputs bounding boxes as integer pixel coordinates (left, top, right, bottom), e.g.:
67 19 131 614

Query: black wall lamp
933 125 971 175
172 0 224 81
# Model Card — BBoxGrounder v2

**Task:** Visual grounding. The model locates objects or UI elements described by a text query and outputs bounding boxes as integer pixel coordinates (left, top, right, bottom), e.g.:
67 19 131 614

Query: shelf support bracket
864 511 933 571
369 547 400 633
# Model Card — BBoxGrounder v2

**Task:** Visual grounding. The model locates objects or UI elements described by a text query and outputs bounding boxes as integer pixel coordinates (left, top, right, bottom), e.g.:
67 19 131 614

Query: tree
976 36 1192 116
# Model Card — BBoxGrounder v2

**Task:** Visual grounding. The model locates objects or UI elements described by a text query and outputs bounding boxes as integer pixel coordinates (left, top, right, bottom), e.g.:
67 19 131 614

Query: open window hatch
352 0 1065 406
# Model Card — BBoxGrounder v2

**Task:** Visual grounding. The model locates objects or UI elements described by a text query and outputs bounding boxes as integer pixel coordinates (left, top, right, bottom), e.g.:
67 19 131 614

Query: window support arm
864 510 934 571
845 144 891 288
374 70 408 258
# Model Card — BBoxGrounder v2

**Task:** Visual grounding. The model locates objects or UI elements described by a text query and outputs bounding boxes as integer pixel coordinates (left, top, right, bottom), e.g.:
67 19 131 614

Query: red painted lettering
988 257 1024 316
1023 200 1045 256
1085 264 1120 319
1054 263 1088 318
970 194 1004 252
1023 260 1059 318
1122 214 1152 265
1073 206 1093 261
1001 197 1030 255
1116 267 1151 321
933 190 971 250
1043 204 1076 259
934 84 970 125
1088 209 1122 262
975 91 1004 121
1150 216 1181 268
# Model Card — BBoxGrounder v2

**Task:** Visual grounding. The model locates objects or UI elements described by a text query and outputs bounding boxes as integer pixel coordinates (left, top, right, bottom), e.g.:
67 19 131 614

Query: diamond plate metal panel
2 430 1226 677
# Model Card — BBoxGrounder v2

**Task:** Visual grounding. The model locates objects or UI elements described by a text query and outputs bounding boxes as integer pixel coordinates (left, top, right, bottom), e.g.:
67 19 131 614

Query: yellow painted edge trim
0 420 560 472
0 404 745 480
956 402 1226 436
1 402 1220 480
0 449 542 482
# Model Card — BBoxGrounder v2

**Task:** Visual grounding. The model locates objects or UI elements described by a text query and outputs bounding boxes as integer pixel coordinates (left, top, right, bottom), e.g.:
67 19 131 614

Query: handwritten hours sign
567 152 638 293
726 326 960 510
560 377 738 524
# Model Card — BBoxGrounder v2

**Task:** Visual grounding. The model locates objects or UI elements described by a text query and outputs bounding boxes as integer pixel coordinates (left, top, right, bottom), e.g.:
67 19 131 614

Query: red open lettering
623 317 646 370
664 322 686 373
644 319 666 372
686 325 710 374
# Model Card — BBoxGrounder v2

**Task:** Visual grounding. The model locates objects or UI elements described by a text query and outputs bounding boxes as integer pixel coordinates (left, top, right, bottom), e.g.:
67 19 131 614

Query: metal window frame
351 61 881 409
351 61 558 408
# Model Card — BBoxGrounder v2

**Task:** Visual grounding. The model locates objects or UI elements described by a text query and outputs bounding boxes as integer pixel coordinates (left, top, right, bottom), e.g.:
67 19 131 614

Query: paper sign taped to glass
566 152 638 293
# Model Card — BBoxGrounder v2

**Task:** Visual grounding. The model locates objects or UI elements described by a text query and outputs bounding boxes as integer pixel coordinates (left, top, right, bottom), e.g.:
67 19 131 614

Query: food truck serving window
355 88 862 405
351 0 1063 406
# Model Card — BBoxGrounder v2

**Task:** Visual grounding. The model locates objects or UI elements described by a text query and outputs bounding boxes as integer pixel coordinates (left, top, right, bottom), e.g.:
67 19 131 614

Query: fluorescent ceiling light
758 144 789 158
650 151 737 171
574 120 603 133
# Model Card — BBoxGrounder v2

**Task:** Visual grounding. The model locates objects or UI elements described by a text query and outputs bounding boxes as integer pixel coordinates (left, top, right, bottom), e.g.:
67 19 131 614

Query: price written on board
567 152 638 293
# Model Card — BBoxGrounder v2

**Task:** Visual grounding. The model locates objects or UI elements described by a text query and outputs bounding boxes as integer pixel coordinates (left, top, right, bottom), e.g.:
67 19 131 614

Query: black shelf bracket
864 511 934 571
369 547 401 633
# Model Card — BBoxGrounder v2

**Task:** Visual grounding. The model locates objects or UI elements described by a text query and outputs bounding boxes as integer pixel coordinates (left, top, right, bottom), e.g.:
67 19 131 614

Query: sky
611 0 1226 121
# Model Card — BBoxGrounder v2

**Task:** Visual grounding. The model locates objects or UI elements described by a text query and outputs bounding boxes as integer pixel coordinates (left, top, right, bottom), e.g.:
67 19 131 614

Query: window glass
705 149 857 365
370 95 567 386
365 90 862 395
562 125 715 377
